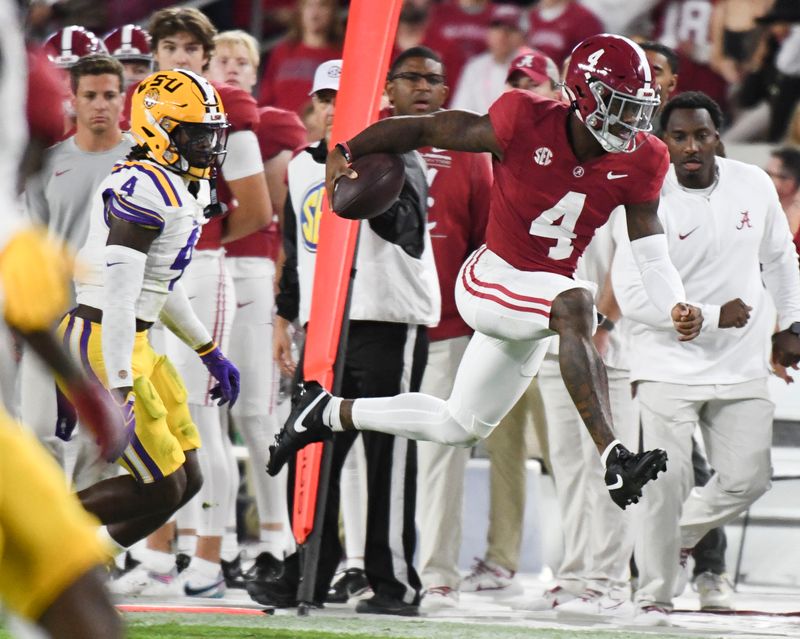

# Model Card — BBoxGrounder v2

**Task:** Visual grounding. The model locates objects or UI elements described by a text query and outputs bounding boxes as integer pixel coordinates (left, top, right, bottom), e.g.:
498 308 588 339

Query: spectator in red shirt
527 0 603 68
427 0 494 62
257 0 343 114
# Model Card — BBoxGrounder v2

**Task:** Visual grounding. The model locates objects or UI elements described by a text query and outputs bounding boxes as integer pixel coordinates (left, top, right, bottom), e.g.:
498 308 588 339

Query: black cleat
327 568 370 603
221 552 247 589
604 443 668 509
266 381 333 476
355 593 419 617
244 552 284 583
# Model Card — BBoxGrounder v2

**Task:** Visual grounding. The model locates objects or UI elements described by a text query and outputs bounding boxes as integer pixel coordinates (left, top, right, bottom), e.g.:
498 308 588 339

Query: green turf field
0 612 709 639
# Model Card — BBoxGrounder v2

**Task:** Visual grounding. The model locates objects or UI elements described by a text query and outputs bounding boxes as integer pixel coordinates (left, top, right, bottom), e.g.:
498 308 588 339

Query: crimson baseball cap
506 50 560 86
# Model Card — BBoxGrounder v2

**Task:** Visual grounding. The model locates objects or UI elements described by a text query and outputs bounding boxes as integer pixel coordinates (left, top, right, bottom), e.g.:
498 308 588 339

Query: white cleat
421 586 459 611
182 567 226 599
511 585 577 611
694 571 734 611
632 604 672 626
556 588 635 620
460 558 522 597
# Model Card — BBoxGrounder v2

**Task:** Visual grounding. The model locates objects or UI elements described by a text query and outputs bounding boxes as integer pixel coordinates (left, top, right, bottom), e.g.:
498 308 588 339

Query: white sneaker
108 565 151 596
139 567 183 597
182 567 226 599
460 558 522 596
511 585 577 611
108 565 181 597
694 571 733 610
632 604 671 626
557 589 635 620
421 586 459 611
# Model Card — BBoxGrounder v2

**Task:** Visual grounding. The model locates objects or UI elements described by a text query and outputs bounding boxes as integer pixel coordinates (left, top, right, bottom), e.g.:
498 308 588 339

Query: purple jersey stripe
130 432 164 481
121 452 144 483
61 310 76 347
107 192 165 231
78 319 103 387
123 163 182 207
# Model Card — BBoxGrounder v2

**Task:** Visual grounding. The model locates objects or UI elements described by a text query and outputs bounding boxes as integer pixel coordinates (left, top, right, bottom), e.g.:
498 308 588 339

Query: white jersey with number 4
75 159 209 322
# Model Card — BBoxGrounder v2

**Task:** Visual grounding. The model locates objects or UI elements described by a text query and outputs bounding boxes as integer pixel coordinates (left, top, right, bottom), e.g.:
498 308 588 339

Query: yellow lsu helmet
130 69 229 180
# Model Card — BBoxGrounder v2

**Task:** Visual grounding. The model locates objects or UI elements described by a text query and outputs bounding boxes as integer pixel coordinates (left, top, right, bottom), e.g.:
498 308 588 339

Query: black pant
286 321 428 603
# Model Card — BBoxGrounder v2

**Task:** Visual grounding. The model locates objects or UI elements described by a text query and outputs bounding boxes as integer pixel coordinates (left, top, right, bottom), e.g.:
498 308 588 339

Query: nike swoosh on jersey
678 227 699 240
55 169 72 177
606 474 623 490
106 261 126 267
293 392 327 433
606 171 628 180
236 301 254 309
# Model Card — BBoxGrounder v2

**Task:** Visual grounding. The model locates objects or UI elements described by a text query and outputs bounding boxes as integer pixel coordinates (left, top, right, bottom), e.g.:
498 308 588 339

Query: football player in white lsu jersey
63 69 240 561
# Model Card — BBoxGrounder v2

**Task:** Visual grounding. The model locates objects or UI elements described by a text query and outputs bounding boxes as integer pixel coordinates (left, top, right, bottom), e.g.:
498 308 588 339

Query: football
331 153 405 220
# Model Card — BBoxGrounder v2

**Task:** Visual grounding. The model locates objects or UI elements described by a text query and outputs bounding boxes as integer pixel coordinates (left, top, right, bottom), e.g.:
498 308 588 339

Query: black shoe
221 553 247 589
244 552 284 583
267 381 333 476
604 443 668 509
246 573 300 608
175 553 191 573
355 593 419 616
327 568 370 603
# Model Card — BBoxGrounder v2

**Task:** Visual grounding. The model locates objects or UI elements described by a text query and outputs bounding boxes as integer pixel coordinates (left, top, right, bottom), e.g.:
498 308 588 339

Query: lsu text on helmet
564 34 660 153
130 69 229 180
44 26 107 69
104 24 153 64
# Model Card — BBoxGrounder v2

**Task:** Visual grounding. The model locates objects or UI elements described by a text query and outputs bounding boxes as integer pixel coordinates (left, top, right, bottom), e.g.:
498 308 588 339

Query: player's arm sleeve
101 244 146 388
367 156 426 259
611 237 673 329
275 194 299 322
759 173 800 329
159 281 213 350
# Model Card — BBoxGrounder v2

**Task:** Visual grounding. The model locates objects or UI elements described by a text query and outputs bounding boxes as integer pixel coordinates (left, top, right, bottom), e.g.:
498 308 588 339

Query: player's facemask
159 119 229 180
583 80 659 153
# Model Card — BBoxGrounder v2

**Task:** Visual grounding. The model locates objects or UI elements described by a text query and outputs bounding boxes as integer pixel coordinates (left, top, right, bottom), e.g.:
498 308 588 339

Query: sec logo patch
300 181 326 253
533 147 553 166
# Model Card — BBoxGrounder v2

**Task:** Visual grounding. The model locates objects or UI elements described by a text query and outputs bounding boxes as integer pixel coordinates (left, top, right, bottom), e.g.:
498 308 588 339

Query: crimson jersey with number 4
486 90 669 277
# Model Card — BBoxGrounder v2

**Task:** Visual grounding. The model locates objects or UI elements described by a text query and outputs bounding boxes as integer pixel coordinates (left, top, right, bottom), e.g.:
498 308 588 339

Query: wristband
598 317 615 332
335 141 353 163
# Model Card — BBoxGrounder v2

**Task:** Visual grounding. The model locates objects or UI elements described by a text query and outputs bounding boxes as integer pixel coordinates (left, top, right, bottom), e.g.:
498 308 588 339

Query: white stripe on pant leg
388 435 414 603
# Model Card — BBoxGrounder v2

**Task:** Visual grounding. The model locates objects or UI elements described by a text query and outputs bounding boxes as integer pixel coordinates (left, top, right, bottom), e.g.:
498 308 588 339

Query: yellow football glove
0 227 72 331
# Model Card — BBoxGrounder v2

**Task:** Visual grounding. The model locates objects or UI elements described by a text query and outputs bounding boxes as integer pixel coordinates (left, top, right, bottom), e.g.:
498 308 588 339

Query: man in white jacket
612 91 800 626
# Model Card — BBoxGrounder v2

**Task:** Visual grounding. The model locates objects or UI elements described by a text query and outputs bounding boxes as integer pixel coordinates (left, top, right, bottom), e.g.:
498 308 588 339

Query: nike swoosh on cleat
606 474 623 490
184 581 224 597
292 392 326 433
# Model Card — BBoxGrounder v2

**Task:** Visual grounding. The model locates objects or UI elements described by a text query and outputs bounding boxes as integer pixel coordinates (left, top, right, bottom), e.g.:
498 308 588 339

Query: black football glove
602 440 668 510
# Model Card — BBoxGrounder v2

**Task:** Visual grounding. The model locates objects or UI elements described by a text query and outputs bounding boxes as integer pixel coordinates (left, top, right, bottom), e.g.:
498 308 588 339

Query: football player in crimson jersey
270 34 704 510
113 7 271 598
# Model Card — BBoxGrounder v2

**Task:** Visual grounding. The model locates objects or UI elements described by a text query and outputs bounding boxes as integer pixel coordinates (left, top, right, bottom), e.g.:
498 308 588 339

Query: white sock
221 528 240 562
258 528 285 558
177 533 197 556
140 549 176 574
98 526 128 557
323 397 343 431
189 556 221 579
